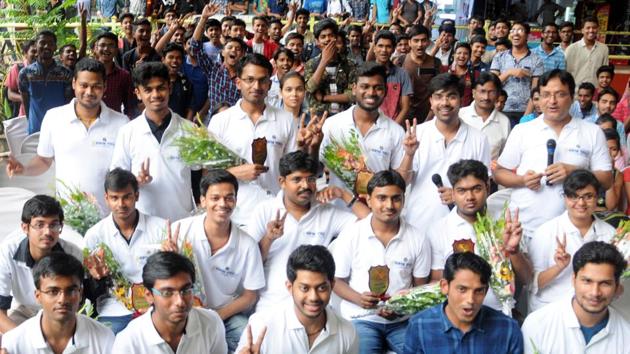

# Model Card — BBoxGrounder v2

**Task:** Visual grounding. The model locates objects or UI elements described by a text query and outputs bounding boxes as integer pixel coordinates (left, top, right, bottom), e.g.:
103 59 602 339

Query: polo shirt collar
233 99 277 122
107 210 144 242
65 99 111 126
440 302 487 333
430 118 469 143
284 303 339 335
559 211 599 241
361 214 406 242
143 308 201 346
447 207 472 228
578 38 601 49
343 106 386 134
537 114 579 133
32 310 86 350
508 47 532 60
139 109 178 136
468 101 500 125
13 236 65 268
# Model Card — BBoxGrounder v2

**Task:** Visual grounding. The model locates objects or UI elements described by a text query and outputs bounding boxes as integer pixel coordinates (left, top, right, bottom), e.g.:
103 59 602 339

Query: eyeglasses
151 287 194 298
510 28 526 34
540 92 571 100
29 222 63 233
239 77 271 86
40 287 81 298
566 193 596 203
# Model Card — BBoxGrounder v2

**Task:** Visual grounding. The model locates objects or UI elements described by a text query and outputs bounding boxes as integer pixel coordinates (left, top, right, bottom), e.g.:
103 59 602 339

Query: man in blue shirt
404 252 524 354
532 22 566 73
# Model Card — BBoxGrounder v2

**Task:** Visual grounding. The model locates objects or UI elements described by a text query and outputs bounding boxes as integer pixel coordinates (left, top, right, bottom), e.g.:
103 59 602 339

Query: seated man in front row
237 245 358 353
404 252 524 353
1 253 114 353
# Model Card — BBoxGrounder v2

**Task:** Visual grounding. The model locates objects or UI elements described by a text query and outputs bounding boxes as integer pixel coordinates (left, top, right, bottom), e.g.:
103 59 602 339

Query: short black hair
578 82 596 95
396 34 410 43
595 113 617 127
539 69 575 100
142 251 196 290
443 252 491 286
252 15 269 26
602 128 620 149
32 253 84 290
469 15 484 24
132 18 152 32
582 16 599 27
280 70 305 89
163 7 177 15
221 15 236 25
495 37 512 49
105 167 139 193
206 18 221 31
314 18 339 38
471 27 486 38
356 62 387 84
285 32 304 44
74 57 106 81
374 30 396 46
92 32 118 48
232 18 247 29
286 245 336 283
598 87 619 103
408 25 431 39
499 89 508 99
367 170 406 196
132 62 170 88
560 21 574 30
119 12 135 23
236 53 273 78
269 19 282 28
22 195 64 224
199 169 239 197
224 36 246 51
162 42 185 58
296 8 310 18
511 21 530 34
469 34 487 47
37 30 57 44
563 169 601 198
429 73 464 97
347 24 362 35
273 47 295 62
438 23 456 36
530 85 540 99
596 65 615 79
447 159 489 186
573 241 627 284
472 71 502 91
279 151 318 177
493 17 510 28
59 43 76 54
542 22 559 32
454 42 471 54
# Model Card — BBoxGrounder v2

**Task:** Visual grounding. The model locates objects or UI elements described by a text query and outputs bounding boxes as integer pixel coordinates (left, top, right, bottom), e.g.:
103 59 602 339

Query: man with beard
83 168 167 333
403 73 490 234
18 30 73 134
522 241 630 353
122 18 162 72
426 159 532 314
168 170 265 352
595 88 626 147
191 3 242 119
7 58 128 215
1 253 114 353
236 245 358 353
331 171 431 354
92 32 135 116
244 151 369 313
532 22 566 73
320 62 418 196
112 251 228 353
566 17 609 90
404 252 524 354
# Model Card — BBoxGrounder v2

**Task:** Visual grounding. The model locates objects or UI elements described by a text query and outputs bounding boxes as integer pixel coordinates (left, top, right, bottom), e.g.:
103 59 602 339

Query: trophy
252 137 268 165
368 265 390 301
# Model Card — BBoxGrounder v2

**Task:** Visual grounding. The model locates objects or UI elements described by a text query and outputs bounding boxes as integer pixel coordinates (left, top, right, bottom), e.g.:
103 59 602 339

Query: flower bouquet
611 219 630 278
83 243 134 310
473 212 516 315
178 236 206 307
322 129 372 195
172 116 244 169
384 282 446 315
57 180 101 236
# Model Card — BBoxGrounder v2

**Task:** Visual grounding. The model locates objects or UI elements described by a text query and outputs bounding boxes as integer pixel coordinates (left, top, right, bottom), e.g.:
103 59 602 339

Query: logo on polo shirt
369 145 390 157
266 135 284 148
392 257 412 269
568 144 590 157
93 136 115 147
304 230 326 239
214 266 237 278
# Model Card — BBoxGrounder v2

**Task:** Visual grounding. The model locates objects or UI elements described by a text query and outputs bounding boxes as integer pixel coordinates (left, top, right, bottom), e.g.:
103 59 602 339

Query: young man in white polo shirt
83 168 167 333
110 62 198 222
237 245 358 354
208 53 300 226
495 69 613 241
523 241 630 354
320 62 418 193
6 58 128 215
171 170 265 352
528 170 615 312
427 159 532 314
112 251 228 353
331 170 431 354
459 72 511 162
0 195 83 334
1 253 114 354
404 73 491 233
244 151 369 313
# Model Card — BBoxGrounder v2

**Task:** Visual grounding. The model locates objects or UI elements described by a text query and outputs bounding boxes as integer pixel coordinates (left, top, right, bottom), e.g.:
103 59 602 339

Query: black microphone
546 139 556 185
432 174 454 210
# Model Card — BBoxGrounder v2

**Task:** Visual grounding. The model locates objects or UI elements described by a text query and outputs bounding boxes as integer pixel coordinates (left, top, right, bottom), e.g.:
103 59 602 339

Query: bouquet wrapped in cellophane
57 180 101 236
172 116 244 169
83 243 134 310
611 219 630 278
473 212 516 315
178 236 206 307
322 129 372 194
384 282 446 315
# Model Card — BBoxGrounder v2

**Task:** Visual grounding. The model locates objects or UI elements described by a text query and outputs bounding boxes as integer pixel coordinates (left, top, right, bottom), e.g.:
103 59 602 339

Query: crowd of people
1 1 630 353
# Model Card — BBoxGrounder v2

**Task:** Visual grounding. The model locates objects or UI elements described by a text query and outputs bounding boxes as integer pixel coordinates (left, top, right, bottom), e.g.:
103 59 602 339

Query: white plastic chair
2 115 27 155
19 132 40 154
0 187 35 242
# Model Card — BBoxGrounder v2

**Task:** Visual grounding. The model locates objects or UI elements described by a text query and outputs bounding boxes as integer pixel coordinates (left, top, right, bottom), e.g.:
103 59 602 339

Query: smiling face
540 77 572 123
286 38 304 57
564 184 598 221
316 28 336 50
73 70 105 110
36 34 56 62
367 185 404 225
162 50 183 75
94 37 117 63
135 77 170 115
287 270 333 321
201 182 236 225
275 52 294 77
542 25 558 46
471 42 485 61
221 20 233 38
582 21 599 43
441 269 488 330
430 87 461 125
60 46 77 68
374 38 394 65
454 46 470 67
229 25 246 40
134 24 152 46
509 24 527 48
353 75 386 113
237 63 271 105
597 71 612 89
494 22 509 39
573 262 619 316
222 40 244 67
172 28 186 46
253 19 268 40
280 170 316 207
396 38 410 54
36 274 82 323
296 14 309 31
146 272 194 326
105 184 138 221
269 22 282 42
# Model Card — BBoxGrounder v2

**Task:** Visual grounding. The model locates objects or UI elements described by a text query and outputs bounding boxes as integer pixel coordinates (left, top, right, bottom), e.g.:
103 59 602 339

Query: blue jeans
352 319 408 354
98 314 133 334
224 314 250 353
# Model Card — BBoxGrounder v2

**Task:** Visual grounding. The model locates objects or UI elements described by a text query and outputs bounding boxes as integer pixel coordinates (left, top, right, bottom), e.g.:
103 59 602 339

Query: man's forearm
494 167 524 188
510 252 533 285
306 62 328 93
216 290 257 321
0 310 17 334
333 278 362 306
396 154 415 184
323 94 351 104
23 155 54 176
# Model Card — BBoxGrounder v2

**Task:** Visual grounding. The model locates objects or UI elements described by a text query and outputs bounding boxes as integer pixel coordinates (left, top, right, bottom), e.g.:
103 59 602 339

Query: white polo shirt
110 111 196 222
208 100 298 225
459 102 511 161
112 307 228 354
528 211 615 312
427 208 504 312
404 119 491 232
236 301 358 354
37 99 128 215
84 211 166 316
2 310 115 354
320 106 405 193
497 116 612 239
0 234 83 311
522 297 630 354
243 191 356 312
173 214 265 310
331 214 431 323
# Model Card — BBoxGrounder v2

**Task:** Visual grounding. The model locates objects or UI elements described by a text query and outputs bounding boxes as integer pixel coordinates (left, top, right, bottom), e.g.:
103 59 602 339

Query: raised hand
316 185 344 204
137 158 153 186
502 208 522 255
85 248 110 280
554 233 571 270
265 210 287 242
437 187 453 205
5 155 24 177
238 325 267 354
161 219 181 252
403 118 419 157
202 3 221 18
320 40 337 66
308 110 328 147
296 113 314 149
